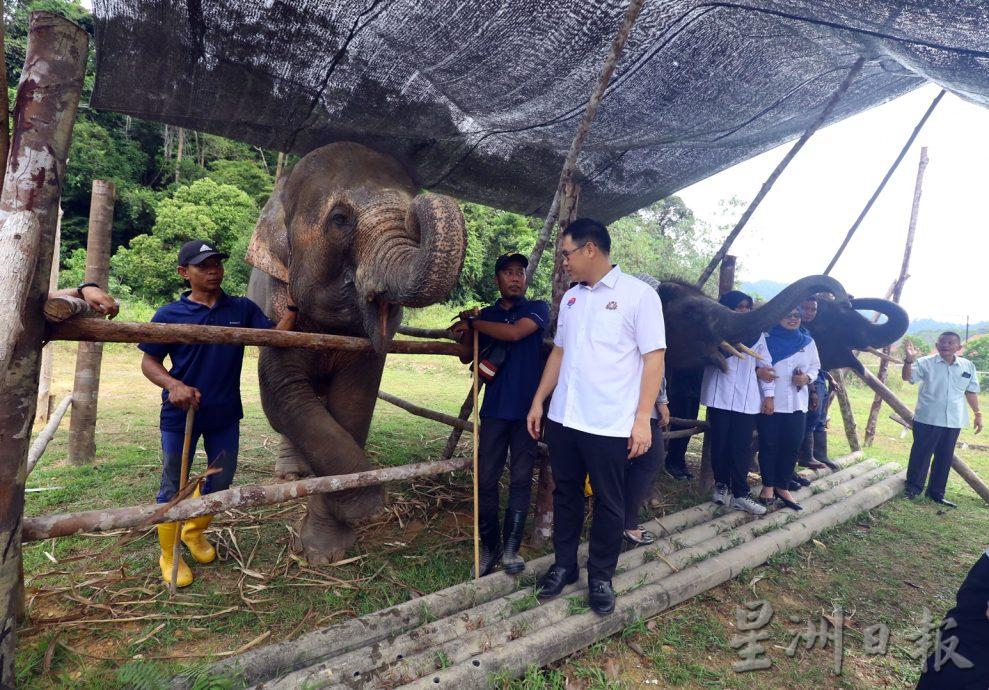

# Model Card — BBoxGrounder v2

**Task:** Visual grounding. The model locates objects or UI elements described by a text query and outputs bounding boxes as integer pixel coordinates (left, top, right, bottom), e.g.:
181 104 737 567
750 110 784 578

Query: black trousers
666 395 700 472
756 411 805 491
477 417 538 528
708 407 757 498
546 421 627 582
623 420 665 530
916 552 989 690
906 421 961 500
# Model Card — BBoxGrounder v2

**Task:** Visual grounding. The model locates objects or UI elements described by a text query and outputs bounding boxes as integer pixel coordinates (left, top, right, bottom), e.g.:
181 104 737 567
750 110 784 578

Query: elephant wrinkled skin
247 142 467 564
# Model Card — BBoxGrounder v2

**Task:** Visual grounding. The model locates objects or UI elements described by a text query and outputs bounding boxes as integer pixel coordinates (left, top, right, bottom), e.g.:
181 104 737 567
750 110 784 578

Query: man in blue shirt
452 252 549 576
140 239 295 587
902 332 982 507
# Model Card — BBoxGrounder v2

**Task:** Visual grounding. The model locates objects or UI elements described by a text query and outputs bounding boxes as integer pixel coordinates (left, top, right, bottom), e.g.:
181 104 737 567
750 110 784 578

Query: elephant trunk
848 297 910 348
722 274 849 342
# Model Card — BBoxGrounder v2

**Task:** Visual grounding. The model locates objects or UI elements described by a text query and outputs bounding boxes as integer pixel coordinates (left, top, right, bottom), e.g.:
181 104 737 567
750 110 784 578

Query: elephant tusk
720 340 745 358
861 346 902 364
738 343 764 360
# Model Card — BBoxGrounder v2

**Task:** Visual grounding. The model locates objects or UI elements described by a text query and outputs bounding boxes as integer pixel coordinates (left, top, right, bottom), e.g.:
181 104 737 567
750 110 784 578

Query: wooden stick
696 57 866 289
48 317 463 356
26 393 72 475
864 346 902 364
471 313 481 578
855 367 989 505
169 408 195 595
22 458 472 542
824 92 944 274
441 389 475 459
376 391 473 431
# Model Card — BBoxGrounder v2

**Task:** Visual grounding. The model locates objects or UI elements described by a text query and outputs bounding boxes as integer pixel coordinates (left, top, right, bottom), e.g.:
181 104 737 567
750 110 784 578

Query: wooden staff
471 309 481 578
170 408 195 594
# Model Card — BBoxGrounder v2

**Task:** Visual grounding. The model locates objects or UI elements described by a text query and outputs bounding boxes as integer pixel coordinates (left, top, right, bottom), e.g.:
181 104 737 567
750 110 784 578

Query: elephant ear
246 173 290 283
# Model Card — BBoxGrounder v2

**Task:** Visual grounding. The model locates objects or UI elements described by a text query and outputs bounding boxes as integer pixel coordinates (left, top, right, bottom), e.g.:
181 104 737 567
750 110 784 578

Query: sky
677 83 989 325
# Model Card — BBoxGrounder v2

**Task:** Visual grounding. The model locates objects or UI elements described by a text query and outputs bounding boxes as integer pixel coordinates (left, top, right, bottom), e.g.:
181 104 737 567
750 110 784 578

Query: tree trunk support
833 369 861 452
35 208 61 423
824 91 944 274
0 13 88 687
855 368 989 505
864 147 927 445
68 179 115 465
696 57 866 290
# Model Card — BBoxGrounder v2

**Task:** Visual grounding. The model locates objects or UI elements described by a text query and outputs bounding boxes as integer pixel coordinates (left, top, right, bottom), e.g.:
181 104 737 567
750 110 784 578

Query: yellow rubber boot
158 522 193 588
181 487 216 563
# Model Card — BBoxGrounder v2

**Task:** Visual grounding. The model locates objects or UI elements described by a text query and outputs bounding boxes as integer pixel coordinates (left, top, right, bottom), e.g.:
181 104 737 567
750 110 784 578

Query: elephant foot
295 498 357 565
331 485 385 522
276 437 313 480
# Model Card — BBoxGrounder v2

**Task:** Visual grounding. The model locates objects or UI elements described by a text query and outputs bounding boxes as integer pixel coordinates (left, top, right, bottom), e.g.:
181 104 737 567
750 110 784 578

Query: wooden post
717 255 736 298
695 57 866 290
833 370 861 452
35 207 61 423
441 390 474 460
0 0 9 179
855 367 989 505
864 147 927 445
67 180 115 465
0 13 87 686
275 151 286 182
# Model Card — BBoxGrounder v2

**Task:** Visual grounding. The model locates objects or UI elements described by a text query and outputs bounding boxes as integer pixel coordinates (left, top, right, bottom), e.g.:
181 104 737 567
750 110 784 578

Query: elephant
246 142 467 564
635 275 851 372
804 297 909 374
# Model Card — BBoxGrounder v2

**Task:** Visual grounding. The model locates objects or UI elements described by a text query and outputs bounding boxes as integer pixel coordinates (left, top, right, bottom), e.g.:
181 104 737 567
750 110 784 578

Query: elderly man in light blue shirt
902 332 982 506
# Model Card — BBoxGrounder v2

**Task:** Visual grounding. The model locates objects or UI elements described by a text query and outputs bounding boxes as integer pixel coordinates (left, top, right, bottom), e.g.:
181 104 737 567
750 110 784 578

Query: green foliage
115 660 167 690
207 158 274 206
962 335 989 386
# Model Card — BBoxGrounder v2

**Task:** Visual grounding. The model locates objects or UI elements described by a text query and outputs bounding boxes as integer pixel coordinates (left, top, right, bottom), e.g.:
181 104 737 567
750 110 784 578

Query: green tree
207 159 274 207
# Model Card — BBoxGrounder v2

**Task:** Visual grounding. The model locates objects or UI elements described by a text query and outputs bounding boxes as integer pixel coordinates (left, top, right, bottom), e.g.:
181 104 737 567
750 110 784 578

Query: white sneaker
731 495 767 515
712 483 729 506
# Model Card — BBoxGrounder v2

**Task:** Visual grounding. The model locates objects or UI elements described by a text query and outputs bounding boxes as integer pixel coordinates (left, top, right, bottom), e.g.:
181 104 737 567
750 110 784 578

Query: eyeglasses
783 312 802 320
560 242 593 261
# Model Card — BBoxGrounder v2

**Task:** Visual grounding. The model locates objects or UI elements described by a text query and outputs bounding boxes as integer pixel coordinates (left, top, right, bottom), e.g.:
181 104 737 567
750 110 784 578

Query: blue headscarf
765 323 812 364
719 291 759 349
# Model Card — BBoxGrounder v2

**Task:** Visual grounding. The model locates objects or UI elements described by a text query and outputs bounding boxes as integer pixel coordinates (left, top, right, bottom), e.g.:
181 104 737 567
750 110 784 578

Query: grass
14 345 989 689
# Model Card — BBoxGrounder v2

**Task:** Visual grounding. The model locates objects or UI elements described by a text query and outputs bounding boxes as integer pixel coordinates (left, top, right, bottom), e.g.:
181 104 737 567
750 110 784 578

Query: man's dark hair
562 217 611 255
940 331 962 342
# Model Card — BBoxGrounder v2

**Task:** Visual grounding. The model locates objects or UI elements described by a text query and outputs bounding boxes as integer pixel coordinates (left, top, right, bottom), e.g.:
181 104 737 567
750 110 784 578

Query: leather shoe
903 490 920 500
588 579 616 615
792 473 811 487
536 564 579 599
798 460 827 470
928 496 957 508
820 458 841 471
774 491 803 511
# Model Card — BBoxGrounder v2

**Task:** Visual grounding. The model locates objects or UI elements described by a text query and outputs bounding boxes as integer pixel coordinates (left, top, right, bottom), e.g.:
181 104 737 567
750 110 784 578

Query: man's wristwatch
77 282 100 298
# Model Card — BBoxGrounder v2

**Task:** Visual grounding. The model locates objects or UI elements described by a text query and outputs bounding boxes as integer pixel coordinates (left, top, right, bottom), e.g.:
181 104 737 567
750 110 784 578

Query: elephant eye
327 206 352 230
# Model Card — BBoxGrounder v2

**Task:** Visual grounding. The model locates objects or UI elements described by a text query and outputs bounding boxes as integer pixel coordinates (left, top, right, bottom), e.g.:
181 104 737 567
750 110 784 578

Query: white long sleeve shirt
700 334 772 415
759 340 821 414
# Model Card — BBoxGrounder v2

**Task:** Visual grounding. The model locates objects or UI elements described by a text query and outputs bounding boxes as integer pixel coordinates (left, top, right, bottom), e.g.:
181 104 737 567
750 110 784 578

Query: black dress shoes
929 496 958 508
588 579 616 615
536 564 579 599
798 460 827 470
820 458 841 471
791 473 811 487
774 491 803 511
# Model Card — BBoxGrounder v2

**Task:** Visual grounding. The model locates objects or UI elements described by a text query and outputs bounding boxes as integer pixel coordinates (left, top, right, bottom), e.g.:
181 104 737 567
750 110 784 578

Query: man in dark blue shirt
139 239 294 587
452 252 549 576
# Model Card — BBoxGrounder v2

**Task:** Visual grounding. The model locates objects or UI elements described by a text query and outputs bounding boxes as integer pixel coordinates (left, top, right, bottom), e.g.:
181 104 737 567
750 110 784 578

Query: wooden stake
68 179 115 465
864 147 927 445
471 311 481 578
833 370 861 452
0 13 87 686
377 390 472 431
169 408 195 595
696 58 866 289
26 393 72 474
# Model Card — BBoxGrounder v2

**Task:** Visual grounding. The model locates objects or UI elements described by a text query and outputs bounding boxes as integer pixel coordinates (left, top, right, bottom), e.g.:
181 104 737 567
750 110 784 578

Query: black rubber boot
501 509 527 575
797 431 814 465
813 428 840 469
473 517 503 577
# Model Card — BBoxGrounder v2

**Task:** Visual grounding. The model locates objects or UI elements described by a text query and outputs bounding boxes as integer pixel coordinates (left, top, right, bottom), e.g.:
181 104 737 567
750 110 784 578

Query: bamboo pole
35 208 61 423
68 180 115 465
47 317 463 356
0 13 88 686
26 393 72 474
22 458 471 542
864 147 927 445
169 408 195 594
471 317 481 577
377 391 472 431
824 90 945 274
855 367 989 504
695 57 866 290
525 0 644 284
833 369 861 452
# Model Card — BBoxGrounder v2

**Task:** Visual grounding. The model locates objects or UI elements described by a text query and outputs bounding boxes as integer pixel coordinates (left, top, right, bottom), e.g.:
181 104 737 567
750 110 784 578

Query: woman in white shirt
701 291 773 515
756 308 821 510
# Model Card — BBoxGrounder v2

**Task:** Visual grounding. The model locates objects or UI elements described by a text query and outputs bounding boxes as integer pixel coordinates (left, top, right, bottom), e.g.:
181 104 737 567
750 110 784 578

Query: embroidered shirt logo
605 301 618 310
566 297 577 309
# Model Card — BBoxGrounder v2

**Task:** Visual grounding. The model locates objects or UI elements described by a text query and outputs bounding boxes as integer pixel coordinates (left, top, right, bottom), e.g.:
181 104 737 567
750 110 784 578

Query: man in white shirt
902 332 982 506
526 218 666 615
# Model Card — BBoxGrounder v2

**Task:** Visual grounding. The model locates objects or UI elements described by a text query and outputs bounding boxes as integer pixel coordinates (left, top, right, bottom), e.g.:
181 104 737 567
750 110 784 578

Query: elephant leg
275 436 312 480
296 494 356 565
